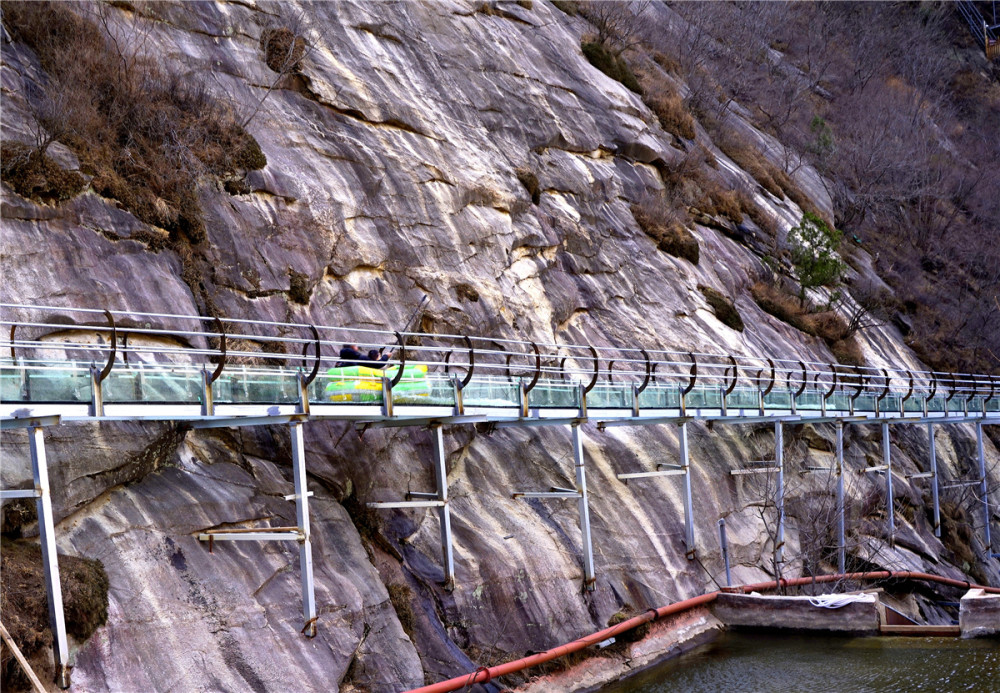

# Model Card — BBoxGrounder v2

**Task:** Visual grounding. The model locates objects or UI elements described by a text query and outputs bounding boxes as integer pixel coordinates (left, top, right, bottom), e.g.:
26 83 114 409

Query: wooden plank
0 621 47 693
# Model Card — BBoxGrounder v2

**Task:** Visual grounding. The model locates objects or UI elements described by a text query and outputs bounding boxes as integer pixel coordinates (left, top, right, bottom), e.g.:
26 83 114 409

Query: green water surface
604 632 999 692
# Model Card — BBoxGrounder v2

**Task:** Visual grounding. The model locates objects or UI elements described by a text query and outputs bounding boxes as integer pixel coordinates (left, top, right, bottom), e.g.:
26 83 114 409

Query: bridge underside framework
1 304 998 687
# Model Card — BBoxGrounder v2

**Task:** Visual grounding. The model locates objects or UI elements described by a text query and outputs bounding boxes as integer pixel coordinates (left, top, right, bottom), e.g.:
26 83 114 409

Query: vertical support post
518 379 528 418
431 424 455 590
718 518 731 587
30 426 70 688
89 366 103 417
929 423 940 538
883 422 895 548
680 421 695 559
836 421 846 574
977 422 992 555
571 423 596 590
775 421 785 570
289 422 317 637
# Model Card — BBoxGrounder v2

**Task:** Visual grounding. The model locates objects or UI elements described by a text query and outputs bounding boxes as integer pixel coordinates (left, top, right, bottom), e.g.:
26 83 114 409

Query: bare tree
578 0 651 55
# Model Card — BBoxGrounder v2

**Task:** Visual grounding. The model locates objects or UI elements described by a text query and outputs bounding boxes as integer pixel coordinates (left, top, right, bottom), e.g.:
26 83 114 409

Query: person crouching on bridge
336 344 390 369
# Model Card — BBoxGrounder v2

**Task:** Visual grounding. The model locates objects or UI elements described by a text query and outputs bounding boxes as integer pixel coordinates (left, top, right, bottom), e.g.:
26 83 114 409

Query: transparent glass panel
726 387 759 409
636 384 680 409
903 397 923 412
926 396 945 413
101 366 203 403
529 380 580 408
15 366 92 403
685 386 721 409
0 366 28 402
853 394 876 412
795 390 823 411
462 376 519 407
587 382 632 409
763 390 792 410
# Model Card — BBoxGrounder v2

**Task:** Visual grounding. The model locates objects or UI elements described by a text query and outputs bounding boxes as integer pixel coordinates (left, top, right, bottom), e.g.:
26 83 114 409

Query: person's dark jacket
336 346 390 369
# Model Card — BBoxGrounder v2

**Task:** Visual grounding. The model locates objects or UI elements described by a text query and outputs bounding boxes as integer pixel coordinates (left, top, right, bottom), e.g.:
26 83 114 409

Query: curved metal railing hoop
389 331 407 388
558 356 568 381
761 358 776 397
444 350 453 373
794 361 808 398
523 341 542 394
724 355 739 396
96 309 118 382
682 352 698 397
945 372 958 403
986 376 997 404
650 362 658 383
208 317 227 384
824 366 838 401
877 369 890 403
850 365 865 401
584 344 599 394
490 341 513 381
9 324 16 363
460 336 475 389
636 348 652 395
902 372 915 404
927 373 937 401
301 324 321 386
967 375 980 403
607 360 615 383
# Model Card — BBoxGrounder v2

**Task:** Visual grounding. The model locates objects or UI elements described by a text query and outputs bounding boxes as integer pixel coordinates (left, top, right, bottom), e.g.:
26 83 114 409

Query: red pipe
406 571 998 693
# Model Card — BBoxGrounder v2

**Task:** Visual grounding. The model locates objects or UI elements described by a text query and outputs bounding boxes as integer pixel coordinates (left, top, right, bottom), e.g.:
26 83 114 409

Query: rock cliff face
2 2 998 691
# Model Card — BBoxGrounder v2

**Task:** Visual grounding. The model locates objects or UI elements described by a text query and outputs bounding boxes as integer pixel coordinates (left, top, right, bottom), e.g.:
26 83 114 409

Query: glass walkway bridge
1 304 997 688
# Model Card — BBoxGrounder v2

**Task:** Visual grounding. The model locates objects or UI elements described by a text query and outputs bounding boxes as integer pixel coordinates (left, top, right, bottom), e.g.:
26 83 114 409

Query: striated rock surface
2 2 998 691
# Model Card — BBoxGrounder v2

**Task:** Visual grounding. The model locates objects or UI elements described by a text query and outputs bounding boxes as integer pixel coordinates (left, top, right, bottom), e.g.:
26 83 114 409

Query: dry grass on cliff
1 539 109 691
3 2 265 241
632 196 699 265
751 281 864 365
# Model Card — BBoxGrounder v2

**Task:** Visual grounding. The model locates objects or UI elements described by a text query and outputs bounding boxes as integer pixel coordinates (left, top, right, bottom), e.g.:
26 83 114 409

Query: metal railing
1 303 998 417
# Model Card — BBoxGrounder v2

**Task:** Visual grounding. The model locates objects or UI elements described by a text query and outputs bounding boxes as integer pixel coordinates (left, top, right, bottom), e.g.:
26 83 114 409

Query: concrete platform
712 592 880 635
959 589 1000 638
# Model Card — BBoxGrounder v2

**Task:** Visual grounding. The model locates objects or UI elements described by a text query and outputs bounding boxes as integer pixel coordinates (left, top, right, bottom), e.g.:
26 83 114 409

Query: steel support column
836 421 846 574
775 421 785 569
289 422 317 637
929 423 941 538
977 422 992 554
718 518 731 587
883 422 895 547
30 426 70 688
572 423 596 590
680 421 695 559
430 424 455 590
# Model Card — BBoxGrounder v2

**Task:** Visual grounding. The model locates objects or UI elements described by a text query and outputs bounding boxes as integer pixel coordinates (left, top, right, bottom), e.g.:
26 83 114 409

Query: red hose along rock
407 571 1000 693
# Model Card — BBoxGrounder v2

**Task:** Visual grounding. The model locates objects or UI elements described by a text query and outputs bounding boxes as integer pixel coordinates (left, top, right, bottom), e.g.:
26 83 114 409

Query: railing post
452 375 464 416
431 424 455 590
289 421 317 637
296 371 310 415
680 421 695 559
836 420 846 574
30 425 70 687
883 422 895 548
89 365 103 417
929 423 941 538
201 369 214 417
381 376 393 418
977 422 992 555
572 423 596 590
